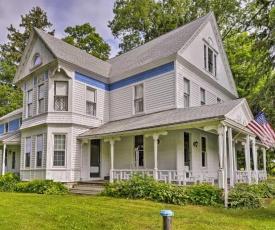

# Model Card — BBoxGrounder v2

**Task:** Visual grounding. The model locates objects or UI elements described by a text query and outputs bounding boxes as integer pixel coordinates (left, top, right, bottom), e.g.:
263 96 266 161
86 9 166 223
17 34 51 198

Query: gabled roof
107 13 212 77
33 28 111 77
78 98 245 139
0 108 23 122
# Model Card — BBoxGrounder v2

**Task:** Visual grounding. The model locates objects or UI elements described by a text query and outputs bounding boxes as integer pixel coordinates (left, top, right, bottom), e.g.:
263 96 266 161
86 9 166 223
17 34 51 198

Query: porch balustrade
258 170 267 180
235 170 249 183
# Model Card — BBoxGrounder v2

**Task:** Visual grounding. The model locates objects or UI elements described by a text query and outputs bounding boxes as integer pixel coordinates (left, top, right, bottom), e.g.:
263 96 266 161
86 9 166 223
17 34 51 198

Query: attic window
32 54 42 68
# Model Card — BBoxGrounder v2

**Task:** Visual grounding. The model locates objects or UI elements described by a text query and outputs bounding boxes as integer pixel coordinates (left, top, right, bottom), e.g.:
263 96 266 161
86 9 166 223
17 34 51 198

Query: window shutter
55 82 68 96
135 84 143 99
86 88 95 102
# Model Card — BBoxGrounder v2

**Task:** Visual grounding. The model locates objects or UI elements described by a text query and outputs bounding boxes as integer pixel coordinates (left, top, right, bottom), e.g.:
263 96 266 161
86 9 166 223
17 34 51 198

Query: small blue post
160 210 174 230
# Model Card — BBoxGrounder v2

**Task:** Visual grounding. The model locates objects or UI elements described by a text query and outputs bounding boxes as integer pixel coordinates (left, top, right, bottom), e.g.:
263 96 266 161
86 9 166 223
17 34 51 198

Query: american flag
247 112 275 148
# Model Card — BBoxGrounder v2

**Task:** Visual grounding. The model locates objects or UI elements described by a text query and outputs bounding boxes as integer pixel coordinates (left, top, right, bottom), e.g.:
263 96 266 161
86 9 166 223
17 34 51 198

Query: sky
0 0 120 57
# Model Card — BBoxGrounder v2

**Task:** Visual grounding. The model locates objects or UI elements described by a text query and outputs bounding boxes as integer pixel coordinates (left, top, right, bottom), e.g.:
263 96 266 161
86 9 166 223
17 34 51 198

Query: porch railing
112 169 154 181
235 170 249 183
258 170 267 180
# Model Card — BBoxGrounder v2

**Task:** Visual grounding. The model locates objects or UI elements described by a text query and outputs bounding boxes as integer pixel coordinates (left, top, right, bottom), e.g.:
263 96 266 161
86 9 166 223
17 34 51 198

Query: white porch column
145 131 167 180
80 139 88 181
223 125 228 207
233 140 238 184
228 127 234 187
251 138 258 184
217 125 224 188
104 136 121 183
245 135 251 184
2 144 6 175
262 147 267 173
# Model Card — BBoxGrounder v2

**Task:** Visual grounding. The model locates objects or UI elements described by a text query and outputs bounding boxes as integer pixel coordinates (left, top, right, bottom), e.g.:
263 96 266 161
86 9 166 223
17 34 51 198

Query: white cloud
0 0 120 57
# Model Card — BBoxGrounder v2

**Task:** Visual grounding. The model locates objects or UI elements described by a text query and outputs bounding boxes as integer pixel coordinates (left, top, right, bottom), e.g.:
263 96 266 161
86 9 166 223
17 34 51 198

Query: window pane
86 101 96 115
200 88 205 105
34 56 42 66
135 135 144 167
28 90 33 103
184 78 190 94
53 151 65 166
204 45 207 69
55 82 68 96
37 135 43 152
86 87 95 102
201 137 206 151
39 99 44 113
208 48 213 73
54 135 66 151
135 84 143 99
39 84 44 99
26 137 31 153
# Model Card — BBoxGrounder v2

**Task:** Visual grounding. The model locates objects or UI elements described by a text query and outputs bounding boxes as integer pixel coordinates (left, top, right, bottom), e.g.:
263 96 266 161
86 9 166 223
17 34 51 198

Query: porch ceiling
0 131 21 145
78 99 245 139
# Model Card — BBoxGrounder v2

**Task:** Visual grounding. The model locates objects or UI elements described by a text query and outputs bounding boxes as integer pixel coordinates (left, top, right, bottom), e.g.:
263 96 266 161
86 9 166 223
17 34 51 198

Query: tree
108 0 243 54
62 23 111 60
0 6 54 116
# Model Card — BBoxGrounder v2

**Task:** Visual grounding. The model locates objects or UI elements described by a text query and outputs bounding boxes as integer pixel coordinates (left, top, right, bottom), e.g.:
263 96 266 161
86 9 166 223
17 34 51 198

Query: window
54 82 68 111
27 90 33 117
25 137 31 168
36 135 43 167
134 84 143 113
86 87 96 116
135 135 144 167
200 88 205 105
38 84 45 114
183 78 190 108
53 134 66 166
201 137 207 167
5 123 8 133
12 152 15 169
203 44 217 76
33 55 42 67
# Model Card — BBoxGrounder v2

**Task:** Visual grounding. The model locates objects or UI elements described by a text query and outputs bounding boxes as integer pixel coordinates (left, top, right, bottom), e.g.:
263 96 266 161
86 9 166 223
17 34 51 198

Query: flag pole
232 108 266 142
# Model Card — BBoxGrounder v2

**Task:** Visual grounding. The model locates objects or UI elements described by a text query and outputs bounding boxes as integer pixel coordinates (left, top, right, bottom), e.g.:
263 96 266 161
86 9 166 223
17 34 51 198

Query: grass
0 193 274 230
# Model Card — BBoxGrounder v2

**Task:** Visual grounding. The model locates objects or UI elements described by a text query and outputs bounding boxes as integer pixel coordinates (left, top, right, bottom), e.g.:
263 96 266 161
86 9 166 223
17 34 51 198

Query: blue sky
0 0 120 57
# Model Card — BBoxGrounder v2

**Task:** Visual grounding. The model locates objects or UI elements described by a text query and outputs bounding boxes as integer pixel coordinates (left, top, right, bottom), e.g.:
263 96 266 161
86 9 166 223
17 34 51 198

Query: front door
184 132 191 170
90 140 100 177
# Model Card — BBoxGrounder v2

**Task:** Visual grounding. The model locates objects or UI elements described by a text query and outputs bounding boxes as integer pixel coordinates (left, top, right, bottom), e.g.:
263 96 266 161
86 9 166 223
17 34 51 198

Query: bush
15 179 68 195
186 183 223 206
102 174 222 206
0 173 20 192
228 189 263 209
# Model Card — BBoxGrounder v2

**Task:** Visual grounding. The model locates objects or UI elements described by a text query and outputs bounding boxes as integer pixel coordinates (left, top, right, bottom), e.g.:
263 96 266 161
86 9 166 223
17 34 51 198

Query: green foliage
228 189 263 209
15 179 68 195
0 173 20 192
102 174 222 206
63 23 111 60
186 183 223 206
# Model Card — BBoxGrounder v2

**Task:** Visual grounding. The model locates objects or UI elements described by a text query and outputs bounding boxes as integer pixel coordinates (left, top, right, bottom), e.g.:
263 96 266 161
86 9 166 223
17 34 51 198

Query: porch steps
69 180 105 195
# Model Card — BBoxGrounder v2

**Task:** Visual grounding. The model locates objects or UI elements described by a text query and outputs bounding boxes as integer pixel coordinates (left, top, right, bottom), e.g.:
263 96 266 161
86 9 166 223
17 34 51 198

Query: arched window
32 54 42 68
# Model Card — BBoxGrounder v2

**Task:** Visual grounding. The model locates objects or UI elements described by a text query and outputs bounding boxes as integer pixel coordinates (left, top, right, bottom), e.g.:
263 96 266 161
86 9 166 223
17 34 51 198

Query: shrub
15 179 68 195
257 181 275 198
0 173 20 192
102 174 222 206
186 183 223 206
228 189 263 209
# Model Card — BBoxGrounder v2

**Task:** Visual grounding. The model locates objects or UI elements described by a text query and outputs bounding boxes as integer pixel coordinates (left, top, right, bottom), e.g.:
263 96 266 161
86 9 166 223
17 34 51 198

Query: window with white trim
36 135 43 167
204 44 217 76
86 87 96 116
25 137 31 168
33 54 42 67
201 136 207 168
134 84 143 113
38 84 45 114
200 88 205 105
54 82 68 111
27 90 33 117
53 134 66 166
5 123 8 133
183 78 190 108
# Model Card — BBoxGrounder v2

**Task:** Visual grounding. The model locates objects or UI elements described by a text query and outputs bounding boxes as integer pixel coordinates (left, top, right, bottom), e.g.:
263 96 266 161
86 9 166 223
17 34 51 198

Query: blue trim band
75 62 174 91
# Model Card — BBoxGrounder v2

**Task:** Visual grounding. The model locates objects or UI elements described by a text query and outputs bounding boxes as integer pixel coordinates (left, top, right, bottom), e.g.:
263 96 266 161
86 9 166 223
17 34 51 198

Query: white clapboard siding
145 73 175 113
74 81 85 114
113 136 133 169
177 72 184 108
190 81 200 107
71 126 90 181
42 133 47 169
22 92 27 119
110 87 133 121
97 90 109 123
207 91 217 105
33 86 37 115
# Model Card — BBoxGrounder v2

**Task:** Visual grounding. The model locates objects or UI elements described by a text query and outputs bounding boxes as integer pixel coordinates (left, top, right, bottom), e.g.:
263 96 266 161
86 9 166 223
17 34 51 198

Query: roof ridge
107 12 212 62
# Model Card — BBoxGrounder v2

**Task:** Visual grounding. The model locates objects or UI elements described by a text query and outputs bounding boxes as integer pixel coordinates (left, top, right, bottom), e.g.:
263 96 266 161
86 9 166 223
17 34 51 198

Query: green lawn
0 193 274 230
